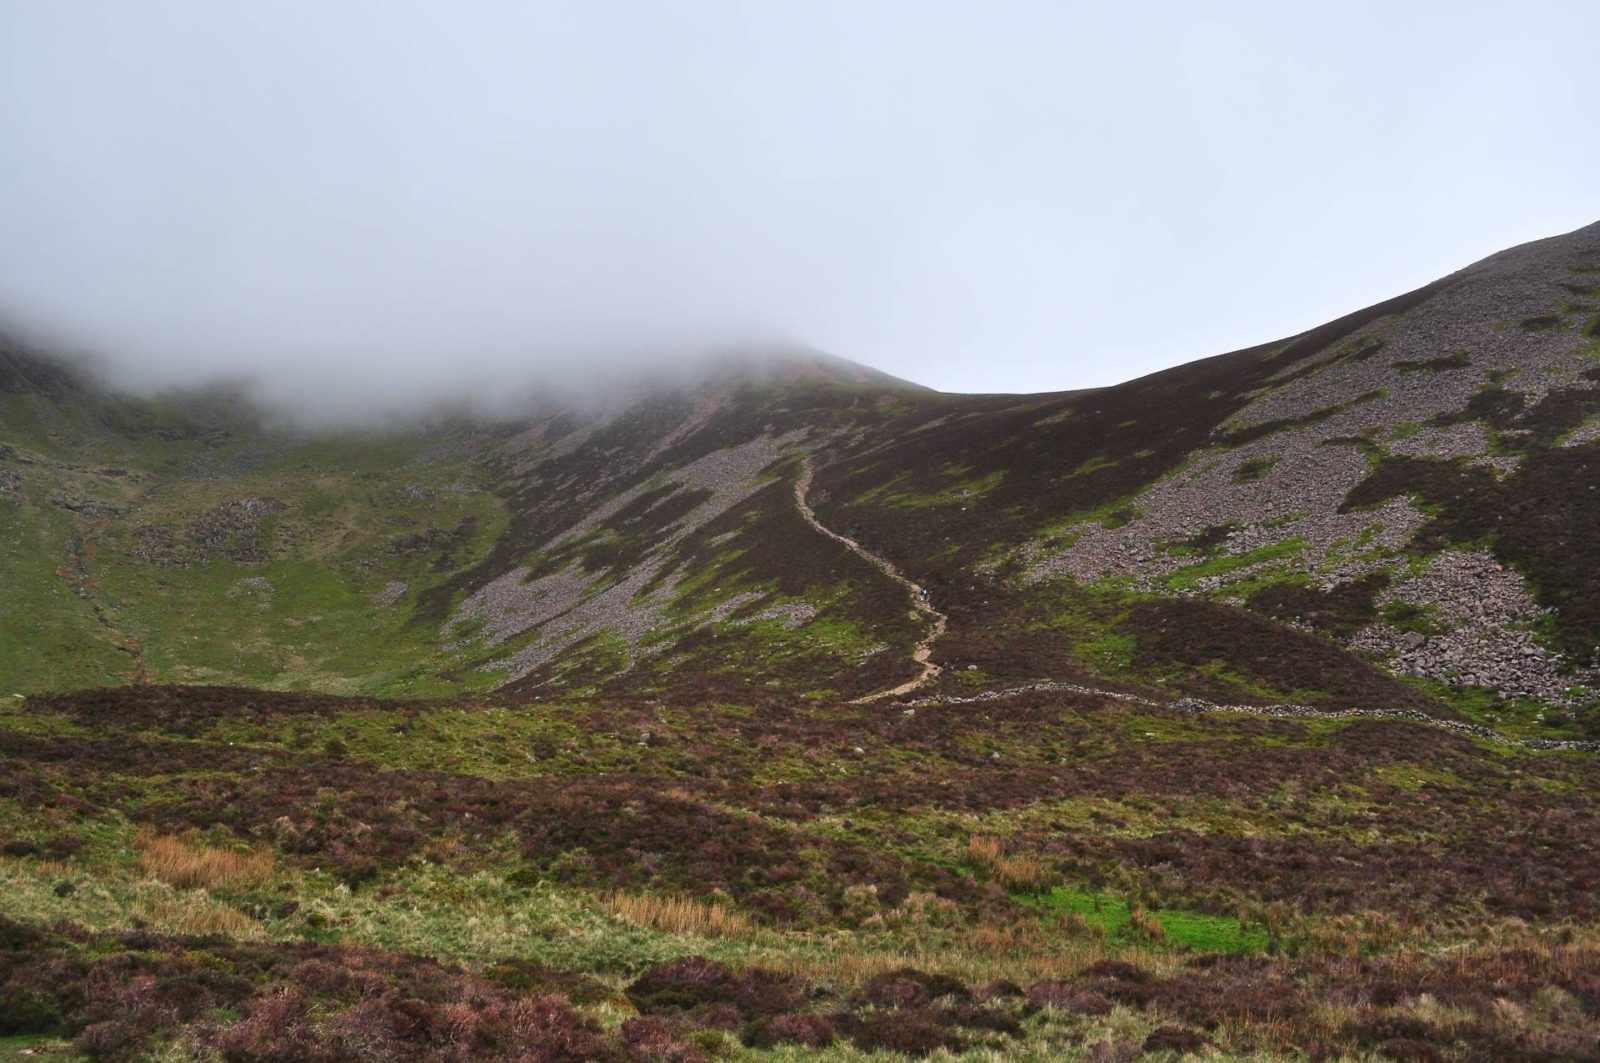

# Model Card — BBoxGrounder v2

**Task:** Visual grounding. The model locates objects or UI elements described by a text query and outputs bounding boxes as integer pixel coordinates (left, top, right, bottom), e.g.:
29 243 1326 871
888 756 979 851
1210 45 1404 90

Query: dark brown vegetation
1126 599 1447 712
23 685 405 737
10 684 1600 925
4 921 1598 1061
1246 573 1390 639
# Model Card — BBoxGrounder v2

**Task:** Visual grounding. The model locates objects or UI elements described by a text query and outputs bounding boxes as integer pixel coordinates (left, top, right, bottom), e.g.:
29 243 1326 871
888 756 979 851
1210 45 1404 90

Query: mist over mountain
4 2 1597 411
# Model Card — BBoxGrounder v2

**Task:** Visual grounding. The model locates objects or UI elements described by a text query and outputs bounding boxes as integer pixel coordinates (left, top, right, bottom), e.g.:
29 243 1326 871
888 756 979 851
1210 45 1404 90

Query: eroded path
794 456 947 703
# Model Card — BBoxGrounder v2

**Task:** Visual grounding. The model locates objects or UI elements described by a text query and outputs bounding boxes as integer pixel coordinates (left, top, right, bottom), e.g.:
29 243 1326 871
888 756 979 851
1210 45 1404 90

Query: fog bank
2 1 1596 413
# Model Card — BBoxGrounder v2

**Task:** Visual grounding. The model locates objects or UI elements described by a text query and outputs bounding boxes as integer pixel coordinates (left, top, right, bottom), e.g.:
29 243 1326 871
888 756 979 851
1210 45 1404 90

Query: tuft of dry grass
764 928 1142 986
133 896 265 939
967 835 1051 893
1129 906 1166 942
134 828 273 890
602 891 750 937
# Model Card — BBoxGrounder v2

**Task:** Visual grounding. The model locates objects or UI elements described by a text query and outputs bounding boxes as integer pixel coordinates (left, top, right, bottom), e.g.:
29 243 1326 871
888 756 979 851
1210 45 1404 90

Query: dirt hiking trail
793 457 1598 751
794 456 947 703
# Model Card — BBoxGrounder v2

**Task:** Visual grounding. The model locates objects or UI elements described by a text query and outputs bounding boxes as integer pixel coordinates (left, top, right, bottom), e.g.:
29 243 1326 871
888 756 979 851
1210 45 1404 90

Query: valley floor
2 683 1598 1062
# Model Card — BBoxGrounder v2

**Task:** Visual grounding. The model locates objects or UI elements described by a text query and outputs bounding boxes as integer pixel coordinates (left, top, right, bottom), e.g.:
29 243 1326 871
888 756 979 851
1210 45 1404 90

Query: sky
1 1 1597 410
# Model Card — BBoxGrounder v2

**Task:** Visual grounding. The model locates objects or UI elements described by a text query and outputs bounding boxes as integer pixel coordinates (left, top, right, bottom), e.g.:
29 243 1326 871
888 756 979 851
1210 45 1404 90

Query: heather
3 684 1599 1059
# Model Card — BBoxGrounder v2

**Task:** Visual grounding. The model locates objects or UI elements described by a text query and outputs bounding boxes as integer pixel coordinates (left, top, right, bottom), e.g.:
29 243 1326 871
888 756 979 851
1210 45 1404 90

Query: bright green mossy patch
1026 583 1144 678
1032 888 1269 954
1160 538 1307 592
1400 676 1592 741
795 615 876 656
1074 631 1136 673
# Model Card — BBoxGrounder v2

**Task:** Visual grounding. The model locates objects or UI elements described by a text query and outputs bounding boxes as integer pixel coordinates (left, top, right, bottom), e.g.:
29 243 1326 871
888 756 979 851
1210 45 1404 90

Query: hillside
6 223 1600 735
2 222 1600 1061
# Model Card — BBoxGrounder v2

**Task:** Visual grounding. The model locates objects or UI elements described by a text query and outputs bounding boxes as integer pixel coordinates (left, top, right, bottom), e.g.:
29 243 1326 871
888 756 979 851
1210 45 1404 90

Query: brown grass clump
133 897 265 939
967 836 1051 893
1129 906 1166 942
134 829 273 890
603 891 750 937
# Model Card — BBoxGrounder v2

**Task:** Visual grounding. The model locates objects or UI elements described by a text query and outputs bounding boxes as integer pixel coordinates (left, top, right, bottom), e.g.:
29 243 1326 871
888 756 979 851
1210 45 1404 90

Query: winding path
792 457 1595 753
794 456 947 703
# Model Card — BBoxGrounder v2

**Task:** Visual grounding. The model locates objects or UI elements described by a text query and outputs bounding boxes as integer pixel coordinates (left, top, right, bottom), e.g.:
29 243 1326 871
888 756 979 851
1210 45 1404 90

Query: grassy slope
1 385 534 696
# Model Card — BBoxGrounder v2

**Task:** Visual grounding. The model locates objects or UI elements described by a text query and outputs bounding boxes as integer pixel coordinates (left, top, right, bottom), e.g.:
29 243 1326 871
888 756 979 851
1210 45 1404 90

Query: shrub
660 1002 725 1034
1085 1039 1144 1063
1143 1025 1212 1054
627 956 734 1014
740 1012 836 1049
475 994 618 1060
978 979 1025 999
942 1004 1022 1035
855 976 928 1010
626 957 802 1020
0 917 41 951
1368 1039 1445 1063
481 960 611 1005
620 1015 704 1062
74 1019 154 1063
853 968 970 1009
212 986 319 1062
1 838 41 857
1026 981 1112 1015
0 981 63 1035
838 1009 965 1058
45 834 86 858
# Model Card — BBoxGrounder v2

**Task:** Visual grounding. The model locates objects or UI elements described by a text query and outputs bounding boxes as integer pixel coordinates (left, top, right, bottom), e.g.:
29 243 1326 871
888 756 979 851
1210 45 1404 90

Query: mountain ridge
1 220 1598 736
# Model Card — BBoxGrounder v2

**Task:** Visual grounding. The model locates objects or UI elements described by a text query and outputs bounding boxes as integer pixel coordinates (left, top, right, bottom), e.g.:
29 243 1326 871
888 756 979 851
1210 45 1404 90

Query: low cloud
2 2 1596 418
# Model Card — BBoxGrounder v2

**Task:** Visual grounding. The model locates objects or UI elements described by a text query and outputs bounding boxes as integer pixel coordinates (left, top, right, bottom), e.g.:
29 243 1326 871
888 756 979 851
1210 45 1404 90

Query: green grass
1076 631 1137 672
1161 538 1307 592
0 493 136 692
1033 888 1269 954
0 416 519 696
0 1035 73 1060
